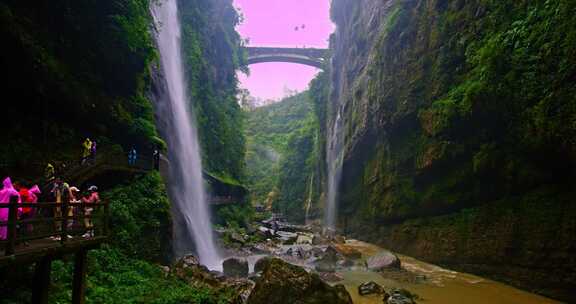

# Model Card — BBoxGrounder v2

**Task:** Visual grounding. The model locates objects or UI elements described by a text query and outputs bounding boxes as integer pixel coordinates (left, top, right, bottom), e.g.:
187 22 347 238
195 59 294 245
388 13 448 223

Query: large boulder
366 250 401 271
223 257 249 278
314 245 344 273
247 258 353 304
254 256 274 273
334 243 362 260
358 281 384 296
276 231 298 244
172 255 220 287
312 234 329 245
296 233 314 245
386 288 418 304
257 226 274 238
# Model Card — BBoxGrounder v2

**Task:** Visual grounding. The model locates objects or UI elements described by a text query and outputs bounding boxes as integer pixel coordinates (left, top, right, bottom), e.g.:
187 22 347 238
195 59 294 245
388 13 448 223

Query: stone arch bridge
244 47 329 69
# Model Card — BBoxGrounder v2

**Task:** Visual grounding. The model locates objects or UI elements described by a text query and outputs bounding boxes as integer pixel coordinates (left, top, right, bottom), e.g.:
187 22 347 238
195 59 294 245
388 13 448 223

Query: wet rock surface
358 281 385 296
385 288 418 304
366 250 401 271
223 257 249 278
247 258 353 304
172 254 222 287
253 256 274 273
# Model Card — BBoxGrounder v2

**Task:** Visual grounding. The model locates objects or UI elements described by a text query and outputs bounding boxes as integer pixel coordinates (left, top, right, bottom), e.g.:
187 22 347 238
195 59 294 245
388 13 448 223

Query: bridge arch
245 47 328 69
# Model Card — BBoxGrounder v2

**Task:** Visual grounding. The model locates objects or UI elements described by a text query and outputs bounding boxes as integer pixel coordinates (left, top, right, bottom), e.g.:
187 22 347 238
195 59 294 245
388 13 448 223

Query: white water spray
151 0 220 268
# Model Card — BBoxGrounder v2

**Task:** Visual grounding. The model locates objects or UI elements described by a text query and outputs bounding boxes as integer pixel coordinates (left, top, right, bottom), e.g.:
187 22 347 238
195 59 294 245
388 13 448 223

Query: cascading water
325 110 344 230
151 0 220 268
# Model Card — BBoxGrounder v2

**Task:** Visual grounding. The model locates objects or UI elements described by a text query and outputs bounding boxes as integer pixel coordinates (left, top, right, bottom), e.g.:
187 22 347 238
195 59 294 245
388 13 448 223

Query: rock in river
223 257 249 278
296 233 314 245
334 243 362 260
276 230 298 244
247 258 353 304
314 245 343 273
366 250 401 271
358 281 384 296
386 288 417 304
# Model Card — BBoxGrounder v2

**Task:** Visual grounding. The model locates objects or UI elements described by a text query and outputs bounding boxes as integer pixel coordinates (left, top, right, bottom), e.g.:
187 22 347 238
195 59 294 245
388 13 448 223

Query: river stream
338 240 559 304
230 235 559 304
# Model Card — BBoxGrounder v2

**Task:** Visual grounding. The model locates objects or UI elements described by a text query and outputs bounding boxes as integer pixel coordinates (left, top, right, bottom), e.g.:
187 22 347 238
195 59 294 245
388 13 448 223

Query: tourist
50 178 69 241
45 163 55 182
90 140 97 165
68 186 81 230
82 185 100 238
16 182 28 216
20 184 40 234
0 177 21 240
81 138 92 165
27 185 41 216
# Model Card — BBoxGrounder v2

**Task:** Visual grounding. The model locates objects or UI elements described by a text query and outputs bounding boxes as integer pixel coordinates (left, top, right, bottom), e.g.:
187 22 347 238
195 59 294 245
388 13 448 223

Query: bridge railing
0 200 109 256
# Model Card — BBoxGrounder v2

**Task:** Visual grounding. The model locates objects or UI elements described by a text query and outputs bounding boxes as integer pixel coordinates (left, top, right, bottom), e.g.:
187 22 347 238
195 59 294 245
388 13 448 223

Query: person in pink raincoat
0 177 21 240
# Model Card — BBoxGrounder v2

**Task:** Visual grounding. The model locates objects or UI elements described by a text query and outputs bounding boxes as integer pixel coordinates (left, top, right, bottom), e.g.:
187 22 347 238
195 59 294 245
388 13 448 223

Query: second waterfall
151 0 220 268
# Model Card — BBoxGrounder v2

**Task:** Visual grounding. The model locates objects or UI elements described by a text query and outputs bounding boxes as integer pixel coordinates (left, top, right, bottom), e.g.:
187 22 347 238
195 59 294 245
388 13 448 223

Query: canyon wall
327 0 576 301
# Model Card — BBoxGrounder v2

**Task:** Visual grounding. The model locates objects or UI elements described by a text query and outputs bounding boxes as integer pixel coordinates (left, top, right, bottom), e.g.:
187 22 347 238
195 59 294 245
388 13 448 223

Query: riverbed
338 240 559 304
230 238 559 303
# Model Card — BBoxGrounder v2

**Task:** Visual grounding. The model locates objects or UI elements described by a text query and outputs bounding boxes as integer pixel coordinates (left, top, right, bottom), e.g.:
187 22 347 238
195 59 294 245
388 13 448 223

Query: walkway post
6 196 18 255
72 249 88 304
61 199 68 244
32 256 52 304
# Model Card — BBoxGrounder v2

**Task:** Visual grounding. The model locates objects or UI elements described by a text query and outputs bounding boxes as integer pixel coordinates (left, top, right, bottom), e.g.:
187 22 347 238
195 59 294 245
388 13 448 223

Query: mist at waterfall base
151 0 220 269
325 110 344 230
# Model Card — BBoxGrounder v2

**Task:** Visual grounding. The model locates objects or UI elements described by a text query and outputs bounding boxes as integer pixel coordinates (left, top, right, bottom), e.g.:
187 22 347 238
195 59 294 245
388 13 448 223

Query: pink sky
234 0 334 101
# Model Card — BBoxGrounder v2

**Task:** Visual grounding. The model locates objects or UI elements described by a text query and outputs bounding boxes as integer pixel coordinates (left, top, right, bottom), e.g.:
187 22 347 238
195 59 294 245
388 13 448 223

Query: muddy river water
239 238 560 304
338 240 559 304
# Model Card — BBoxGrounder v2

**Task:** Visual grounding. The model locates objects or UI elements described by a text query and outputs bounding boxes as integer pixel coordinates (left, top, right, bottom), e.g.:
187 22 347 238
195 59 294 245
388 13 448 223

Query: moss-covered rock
247 258 352 304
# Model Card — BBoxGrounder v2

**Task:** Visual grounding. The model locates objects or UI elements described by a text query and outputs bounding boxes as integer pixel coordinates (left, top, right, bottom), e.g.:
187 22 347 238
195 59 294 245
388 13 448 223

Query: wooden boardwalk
0 201 109 304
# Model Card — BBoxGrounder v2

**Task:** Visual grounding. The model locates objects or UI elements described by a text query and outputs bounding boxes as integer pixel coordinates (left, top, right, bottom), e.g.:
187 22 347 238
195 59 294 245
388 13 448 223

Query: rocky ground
165 215 420 304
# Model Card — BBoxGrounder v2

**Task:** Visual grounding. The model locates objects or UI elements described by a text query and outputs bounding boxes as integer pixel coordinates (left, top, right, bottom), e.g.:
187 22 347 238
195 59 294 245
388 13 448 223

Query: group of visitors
0 176 101 241
128 147 138 165
48 178 100 240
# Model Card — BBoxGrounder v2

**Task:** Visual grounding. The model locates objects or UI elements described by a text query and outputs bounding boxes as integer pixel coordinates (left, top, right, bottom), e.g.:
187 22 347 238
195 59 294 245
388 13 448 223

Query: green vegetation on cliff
0 0 159 172
179 0 246 182
244 89 323 222
326 0 576 300
0 0 246 302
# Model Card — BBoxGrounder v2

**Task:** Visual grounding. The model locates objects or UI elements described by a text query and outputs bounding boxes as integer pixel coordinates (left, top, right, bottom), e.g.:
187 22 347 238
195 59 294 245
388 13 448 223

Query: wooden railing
0 200 109 256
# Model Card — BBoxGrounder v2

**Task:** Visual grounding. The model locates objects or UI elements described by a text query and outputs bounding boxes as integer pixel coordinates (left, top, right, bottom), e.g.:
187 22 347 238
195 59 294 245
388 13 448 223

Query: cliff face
328 0 576 301
178 0 246 181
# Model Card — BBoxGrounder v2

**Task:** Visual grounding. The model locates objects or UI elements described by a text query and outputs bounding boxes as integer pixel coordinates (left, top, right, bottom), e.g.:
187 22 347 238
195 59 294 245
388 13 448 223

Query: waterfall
304 173 314 225
151 0 220 269
325 109 344 231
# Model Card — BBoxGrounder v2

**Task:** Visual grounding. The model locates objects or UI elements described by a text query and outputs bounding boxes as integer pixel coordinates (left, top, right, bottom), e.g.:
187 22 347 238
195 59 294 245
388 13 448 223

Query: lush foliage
244 90 323 222
216 203 255 229
102 172 172 262
245 93 314 203
329 0 576 222
48 247 232 304
325 0 576 299
0 0 159 174
0 0 247 302
178 0 247 182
